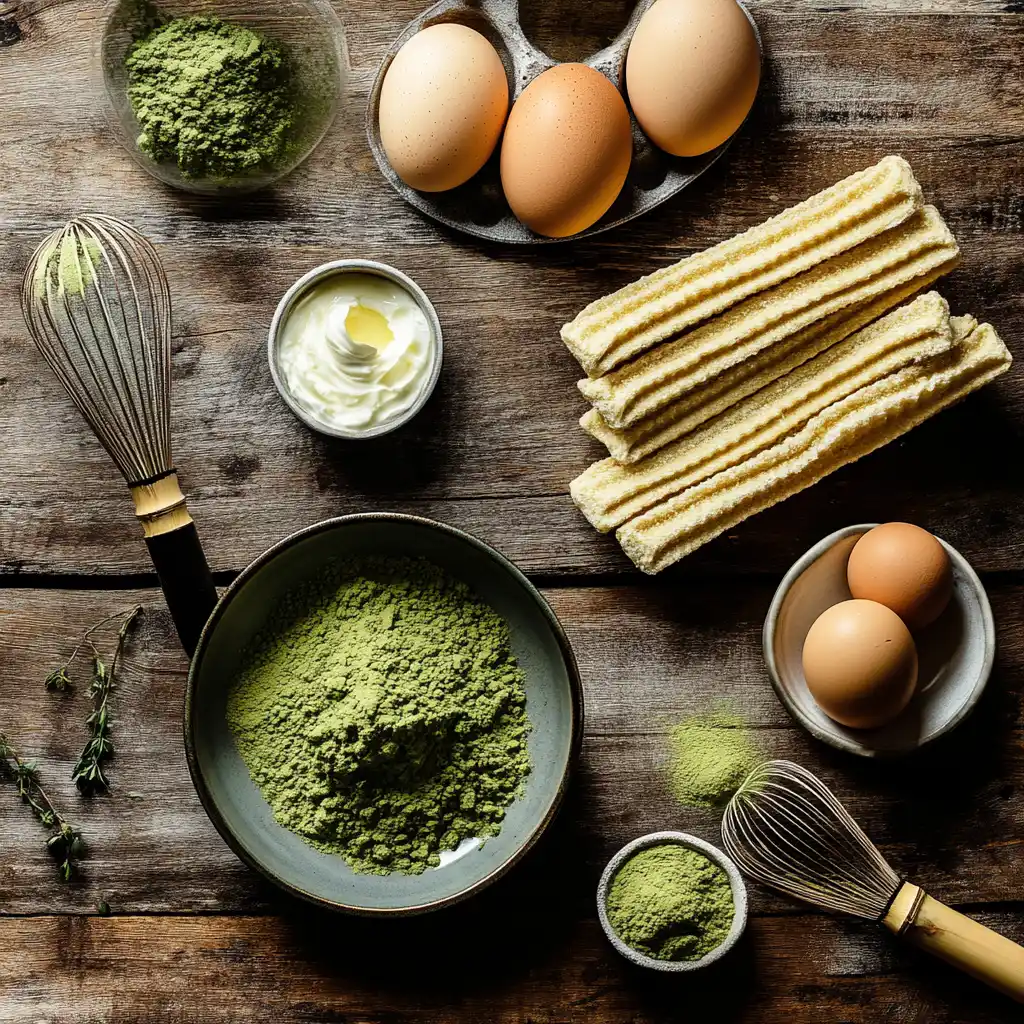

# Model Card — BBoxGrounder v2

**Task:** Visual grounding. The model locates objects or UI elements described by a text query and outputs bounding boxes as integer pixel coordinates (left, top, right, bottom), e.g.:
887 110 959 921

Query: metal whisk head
722 760 901 921
21 214 172 486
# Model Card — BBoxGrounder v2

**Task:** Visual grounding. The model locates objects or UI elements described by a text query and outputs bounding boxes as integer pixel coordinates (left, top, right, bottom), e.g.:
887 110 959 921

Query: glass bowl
99 0 347 194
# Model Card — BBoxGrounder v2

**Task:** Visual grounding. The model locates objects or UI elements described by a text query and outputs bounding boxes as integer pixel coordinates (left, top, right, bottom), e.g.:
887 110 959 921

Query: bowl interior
596 831 748 972
187 516 582 913
364 0 762 244
267 261 444 440
766 525 995 756
100 0 347 194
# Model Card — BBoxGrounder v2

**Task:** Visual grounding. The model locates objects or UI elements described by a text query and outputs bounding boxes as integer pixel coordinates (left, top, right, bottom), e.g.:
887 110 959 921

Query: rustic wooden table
2 0 1022 1020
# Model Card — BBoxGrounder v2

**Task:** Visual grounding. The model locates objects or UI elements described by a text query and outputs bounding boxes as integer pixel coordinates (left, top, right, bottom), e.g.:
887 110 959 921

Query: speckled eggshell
847 523 954 630
626 0 760 158
378 24 509 193
500 63 633 238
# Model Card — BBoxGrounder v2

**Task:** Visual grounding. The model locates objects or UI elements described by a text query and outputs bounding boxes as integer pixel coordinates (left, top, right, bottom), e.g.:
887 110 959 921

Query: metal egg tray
365 0 762 245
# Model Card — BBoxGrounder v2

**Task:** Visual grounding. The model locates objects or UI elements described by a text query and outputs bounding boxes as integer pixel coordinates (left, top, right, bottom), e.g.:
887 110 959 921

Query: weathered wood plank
2 910 1023 1024
1 583 1021 915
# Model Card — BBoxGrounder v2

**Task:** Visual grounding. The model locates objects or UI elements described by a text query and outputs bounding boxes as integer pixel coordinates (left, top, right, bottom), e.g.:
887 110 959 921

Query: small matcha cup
597 831 748 972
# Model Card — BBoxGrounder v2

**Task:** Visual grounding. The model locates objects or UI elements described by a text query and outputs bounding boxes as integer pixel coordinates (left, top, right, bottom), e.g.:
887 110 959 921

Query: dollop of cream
277 272 434 432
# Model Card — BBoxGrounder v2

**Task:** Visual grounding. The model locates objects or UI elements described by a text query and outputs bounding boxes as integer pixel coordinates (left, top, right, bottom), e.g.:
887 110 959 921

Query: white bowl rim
267 259 444 440
596 830 748 972
763 523 997 758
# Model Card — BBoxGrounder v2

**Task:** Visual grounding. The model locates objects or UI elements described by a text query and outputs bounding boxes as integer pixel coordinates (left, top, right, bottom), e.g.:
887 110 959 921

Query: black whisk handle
145 522 219 657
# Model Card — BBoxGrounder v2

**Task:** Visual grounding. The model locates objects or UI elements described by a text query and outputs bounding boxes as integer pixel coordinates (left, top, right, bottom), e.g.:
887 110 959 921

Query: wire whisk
22 215 217 654
723 759 899 919
723 760 1024 1002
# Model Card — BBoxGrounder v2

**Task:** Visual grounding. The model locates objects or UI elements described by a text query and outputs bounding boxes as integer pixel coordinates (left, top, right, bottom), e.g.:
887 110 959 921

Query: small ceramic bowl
99 0 347 194
185 513 584 915
267 260 444 439
764 524 996 757
597 831 748 972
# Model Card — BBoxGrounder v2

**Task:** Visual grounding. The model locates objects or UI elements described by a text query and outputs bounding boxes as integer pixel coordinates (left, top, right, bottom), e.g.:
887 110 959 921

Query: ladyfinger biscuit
563 155 923 376
580 206 959 429
579 266 952 463
572 293 954 533
617 320 1011 574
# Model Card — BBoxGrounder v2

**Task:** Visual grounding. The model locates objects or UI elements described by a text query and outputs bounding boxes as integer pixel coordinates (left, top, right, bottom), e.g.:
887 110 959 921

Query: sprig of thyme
0 733 84 881
44 606 142 795
71 608 141 795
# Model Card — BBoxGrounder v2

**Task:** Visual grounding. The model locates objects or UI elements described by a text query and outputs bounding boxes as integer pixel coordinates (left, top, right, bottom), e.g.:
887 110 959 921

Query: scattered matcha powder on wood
668 707 759 808
227 557 532 875
125 15 296 180
606 845 735 961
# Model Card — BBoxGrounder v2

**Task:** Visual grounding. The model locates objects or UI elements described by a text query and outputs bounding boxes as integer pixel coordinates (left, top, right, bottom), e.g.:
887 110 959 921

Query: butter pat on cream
277 272 434 433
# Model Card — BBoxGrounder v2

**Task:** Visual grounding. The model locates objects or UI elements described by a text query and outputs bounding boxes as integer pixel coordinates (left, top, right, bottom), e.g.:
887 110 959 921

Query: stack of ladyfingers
563 156 1012 573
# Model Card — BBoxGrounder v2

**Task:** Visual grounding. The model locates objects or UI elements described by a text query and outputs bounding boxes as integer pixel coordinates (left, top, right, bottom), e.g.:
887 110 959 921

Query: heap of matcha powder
606 844 735 962
668 707 759 808
125 15 296 180
227 557 532 875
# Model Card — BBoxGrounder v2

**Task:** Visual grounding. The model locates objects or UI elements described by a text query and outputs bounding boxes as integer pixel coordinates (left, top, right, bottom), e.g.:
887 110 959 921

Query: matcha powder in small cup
606 845 735 962
226 556 532 875
125 15 297 180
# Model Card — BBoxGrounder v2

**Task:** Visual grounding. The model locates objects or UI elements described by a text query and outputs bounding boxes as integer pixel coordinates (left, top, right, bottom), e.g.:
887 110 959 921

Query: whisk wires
21 215 173 486
722 760 900 920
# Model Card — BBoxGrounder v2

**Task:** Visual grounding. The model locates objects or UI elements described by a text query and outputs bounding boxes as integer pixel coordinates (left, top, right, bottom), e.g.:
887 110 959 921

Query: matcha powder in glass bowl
124 15 298 180
226 557 533 876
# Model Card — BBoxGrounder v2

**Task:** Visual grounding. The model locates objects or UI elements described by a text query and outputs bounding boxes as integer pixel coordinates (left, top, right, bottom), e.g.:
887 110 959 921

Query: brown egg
626 0 760 157
378 24 509 192
500 64 633 238
802 599 918 729
847 523 953 630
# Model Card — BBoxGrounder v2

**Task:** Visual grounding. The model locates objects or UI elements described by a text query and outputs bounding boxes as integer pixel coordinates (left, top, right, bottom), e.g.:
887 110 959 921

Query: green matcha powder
125 15 296 180
668 707 759 808
607 845 735 962
227 557 532 875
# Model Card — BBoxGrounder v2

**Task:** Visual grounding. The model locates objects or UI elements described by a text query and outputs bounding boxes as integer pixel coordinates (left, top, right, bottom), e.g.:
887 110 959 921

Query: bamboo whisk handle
131 473 218 657
884 882 1024 1002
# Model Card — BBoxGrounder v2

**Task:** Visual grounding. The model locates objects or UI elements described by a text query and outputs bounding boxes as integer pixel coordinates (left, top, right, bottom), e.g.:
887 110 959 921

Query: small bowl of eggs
366 0 762 243
764 523 995 757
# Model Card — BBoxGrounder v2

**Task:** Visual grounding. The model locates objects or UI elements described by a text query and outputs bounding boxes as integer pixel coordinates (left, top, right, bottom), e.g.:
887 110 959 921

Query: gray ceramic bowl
268 260 444 439
597 831 748 972
764 523 996 757
184 514 584 914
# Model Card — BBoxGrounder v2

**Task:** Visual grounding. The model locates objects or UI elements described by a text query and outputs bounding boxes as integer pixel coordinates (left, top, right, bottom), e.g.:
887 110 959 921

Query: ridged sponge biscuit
580 206 960 429
579 267 953 463
616 318 1010 573
572 293 955 533
562 155 923 376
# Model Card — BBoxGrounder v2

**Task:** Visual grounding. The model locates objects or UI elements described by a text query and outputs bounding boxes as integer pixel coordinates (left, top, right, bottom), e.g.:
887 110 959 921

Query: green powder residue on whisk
35 233 102 300
667 705 760 809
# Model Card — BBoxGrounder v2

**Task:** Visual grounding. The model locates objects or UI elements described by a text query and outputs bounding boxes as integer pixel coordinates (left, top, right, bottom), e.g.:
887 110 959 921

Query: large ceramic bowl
184 514 584 914
99 0 347 194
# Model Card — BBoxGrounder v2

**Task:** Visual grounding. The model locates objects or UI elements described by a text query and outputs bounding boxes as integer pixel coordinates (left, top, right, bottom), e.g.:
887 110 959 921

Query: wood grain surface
1 0 1022 1021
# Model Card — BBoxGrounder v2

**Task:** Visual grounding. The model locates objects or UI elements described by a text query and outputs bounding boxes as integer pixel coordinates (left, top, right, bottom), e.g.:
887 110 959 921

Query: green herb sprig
0 734 84 881
45 606 142 795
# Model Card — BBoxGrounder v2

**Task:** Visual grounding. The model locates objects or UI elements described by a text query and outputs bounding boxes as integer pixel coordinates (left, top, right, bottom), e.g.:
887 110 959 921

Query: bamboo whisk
21 215 217 655
722 761 1024 1002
